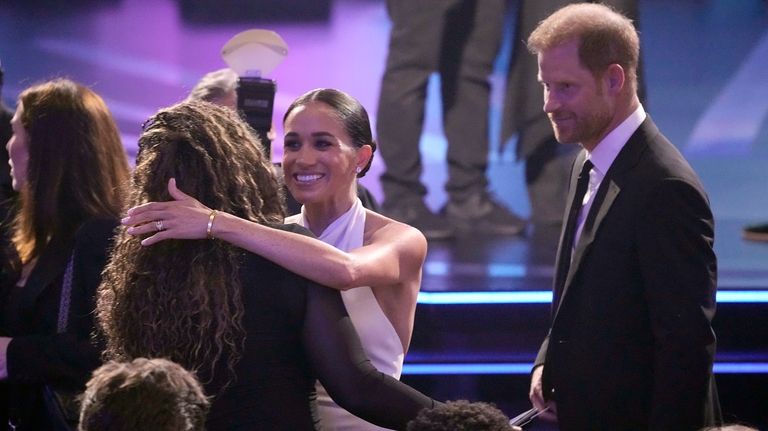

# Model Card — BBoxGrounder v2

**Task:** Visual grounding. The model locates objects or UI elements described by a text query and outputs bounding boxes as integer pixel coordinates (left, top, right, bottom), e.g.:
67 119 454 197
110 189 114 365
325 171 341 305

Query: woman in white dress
122 89 427 430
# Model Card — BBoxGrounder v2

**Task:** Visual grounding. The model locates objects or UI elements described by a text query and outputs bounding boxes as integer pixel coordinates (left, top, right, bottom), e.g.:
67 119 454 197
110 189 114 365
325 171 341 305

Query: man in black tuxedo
526 4 720 430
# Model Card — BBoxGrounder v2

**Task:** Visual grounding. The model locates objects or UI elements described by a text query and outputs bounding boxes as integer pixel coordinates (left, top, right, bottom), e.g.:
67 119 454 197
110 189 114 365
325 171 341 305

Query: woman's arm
123 179 427 291
302 278 436 430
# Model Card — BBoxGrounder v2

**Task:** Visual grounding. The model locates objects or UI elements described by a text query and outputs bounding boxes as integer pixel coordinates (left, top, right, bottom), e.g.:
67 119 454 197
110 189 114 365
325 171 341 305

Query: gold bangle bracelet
207 210 218 240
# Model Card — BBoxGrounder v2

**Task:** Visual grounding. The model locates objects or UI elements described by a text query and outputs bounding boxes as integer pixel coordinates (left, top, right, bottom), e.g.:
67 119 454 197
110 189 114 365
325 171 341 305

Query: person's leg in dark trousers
377 0 458 239
440 0 506 201
439 0 503 201
439 0 526 235
504 0 579 226
503 0 640 226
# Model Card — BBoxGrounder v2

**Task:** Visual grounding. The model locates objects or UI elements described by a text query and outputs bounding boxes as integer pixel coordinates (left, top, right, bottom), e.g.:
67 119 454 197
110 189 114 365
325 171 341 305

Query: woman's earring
355 166 362 174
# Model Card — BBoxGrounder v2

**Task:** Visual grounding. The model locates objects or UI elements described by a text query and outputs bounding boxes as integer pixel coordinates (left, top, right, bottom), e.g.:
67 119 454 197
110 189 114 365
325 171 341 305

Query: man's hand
529 365 558 422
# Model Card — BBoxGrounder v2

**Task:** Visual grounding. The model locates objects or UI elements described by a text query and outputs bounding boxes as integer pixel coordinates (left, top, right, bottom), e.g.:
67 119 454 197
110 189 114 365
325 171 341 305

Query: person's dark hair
283 88 377 177
12 78 129 263
79 358 210 431
97 100 285 385
406 400 513 431
527 3 640 94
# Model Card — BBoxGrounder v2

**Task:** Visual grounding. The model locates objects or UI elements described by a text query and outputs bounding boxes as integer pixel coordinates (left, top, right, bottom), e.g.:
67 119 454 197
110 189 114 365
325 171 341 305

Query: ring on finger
155 220 164 231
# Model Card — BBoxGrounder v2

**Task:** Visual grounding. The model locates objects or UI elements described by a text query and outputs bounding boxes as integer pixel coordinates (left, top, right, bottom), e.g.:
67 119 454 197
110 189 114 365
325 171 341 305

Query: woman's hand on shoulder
121 178 213 246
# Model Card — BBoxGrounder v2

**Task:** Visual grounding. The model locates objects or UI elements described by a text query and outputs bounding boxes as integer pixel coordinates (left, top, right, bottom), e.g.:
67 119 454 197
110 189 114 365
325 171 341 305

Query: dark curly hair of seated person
79 358 210 431
406 400 514 431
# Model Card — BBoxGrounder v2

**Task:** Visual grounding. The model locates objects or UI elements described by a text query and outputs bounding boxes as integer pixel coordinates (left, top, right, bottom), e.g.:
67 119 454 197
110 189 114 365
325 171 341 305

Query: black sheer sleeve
301 280 437 430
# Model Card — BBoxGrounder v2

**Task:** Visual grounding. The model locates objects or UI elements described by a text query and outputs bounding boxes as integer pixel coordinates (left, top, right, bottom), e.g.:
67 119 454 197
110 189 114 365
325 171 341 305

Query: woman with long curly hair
123 88 427 430
97 100 436 430
0 78 129 430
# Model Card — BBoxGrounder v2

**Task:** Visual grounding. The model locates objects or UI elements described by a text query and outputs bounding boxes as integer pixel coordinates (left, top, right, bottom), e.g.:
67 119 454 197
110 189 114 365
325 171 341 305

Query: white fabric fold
286 198 404 431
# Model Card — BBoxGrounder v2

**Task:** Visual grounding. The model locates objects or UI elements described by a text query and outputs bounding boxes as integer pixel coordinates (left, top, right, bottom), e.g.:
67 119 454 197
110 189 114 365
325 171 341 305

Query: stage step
403 297 768 428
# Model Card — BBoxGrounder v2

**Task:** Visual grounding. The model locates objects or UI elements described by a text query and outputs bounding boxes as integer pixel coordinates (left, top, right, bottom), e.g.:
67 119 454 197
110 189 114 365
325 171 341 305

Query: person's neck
303 193 357 237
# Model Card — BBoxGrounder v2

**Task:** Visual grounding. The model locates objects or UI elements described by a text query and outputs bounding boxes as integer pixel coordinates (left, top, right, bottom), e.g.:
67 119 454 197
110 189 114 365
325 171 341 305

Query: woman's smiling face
281 101 361 206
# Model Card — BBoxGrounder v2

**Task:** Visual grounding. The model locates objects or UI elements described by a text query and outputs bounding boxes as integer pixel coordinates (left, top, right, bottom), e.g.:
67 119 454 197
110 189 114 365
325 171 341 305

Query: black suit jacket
0 219 117 430
535 118 720 430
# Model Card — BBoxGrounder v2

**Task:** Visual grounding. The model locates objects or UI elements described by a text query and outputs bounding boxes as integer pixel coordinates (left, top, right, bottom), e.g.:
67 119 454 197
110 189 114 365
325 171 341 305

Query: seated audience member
407 400 519 431
78 358 209 431
0 78 129 430
97 100 437 430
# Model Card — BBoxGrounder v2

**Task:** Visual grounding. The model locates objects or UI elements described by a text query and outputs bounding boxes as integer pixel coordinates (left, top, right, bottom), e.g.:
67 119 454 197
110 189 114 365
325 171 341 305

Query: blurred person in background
0 78 129 430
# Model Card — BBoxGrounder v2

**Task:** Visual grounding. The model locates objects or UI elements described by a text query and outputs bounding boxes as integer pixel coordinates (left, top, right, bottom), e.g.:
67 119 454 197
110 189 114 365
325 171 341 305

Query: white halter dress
285 198 404 430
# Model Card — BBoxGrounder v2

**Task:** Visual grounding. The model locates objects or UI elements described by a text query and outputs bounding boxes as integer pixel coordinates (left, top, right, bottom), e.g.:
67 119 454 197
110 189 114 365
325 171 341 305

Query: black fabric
535 118 720 430
41 385 79 431
204 223 434 431
0 104 14 216
553 159 592 309
0 219 117 431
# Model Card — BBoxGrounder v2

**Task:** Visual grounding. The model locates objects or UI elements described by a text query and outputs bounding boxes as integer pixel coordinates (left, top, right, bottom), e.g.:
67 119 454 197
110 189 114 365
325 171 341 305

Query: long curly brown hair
97 100 284 385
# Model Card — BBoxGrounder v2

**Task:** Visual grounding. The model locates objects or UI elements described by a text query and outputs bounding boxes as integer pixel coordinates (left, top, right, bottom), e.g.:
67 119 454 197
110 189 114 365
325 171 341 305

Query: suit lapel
552 150 589 302
564 180 620 290
552 117 657 321
19 235 73 315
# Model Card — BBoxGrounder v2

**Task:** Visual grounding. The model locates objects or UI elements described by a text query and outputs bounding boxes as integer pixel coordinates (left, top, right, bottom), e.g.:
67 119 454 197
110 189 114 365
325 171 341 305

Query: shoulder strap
56 252 75 334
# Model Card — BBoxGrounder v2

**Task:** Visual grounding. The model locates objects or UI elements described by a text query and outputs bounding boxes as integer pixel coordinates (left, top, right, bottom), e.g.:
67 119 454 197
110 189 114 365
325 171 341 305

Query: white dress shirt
574 104 647 247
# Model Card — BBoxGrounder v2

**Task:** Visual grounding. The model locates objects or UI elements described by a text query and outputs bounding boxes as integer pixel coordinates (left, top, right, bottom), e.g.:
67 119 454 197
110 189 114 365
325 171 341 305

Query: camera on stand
236 76 276 156
221 29 288 159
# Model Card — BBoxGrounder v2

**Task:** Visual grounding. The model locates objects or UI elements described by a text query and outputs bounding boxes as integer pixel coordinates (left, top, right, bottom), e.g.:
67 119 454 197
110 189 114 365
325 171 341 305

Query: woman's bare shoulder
364 210 426 248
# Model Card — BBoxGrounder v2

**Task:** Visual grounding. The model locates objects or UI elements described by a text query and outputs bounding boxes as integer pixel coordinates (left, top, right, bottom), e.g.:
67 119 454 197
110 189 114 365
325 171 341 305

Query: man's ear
606 64 626 94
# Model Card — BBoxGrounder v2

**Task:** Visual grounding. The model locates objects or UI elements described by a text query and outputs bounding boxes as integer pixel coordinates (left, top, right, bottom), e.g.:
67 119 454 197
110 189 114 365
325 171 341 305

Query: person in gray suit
376 0 525 240
526 4 720 430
